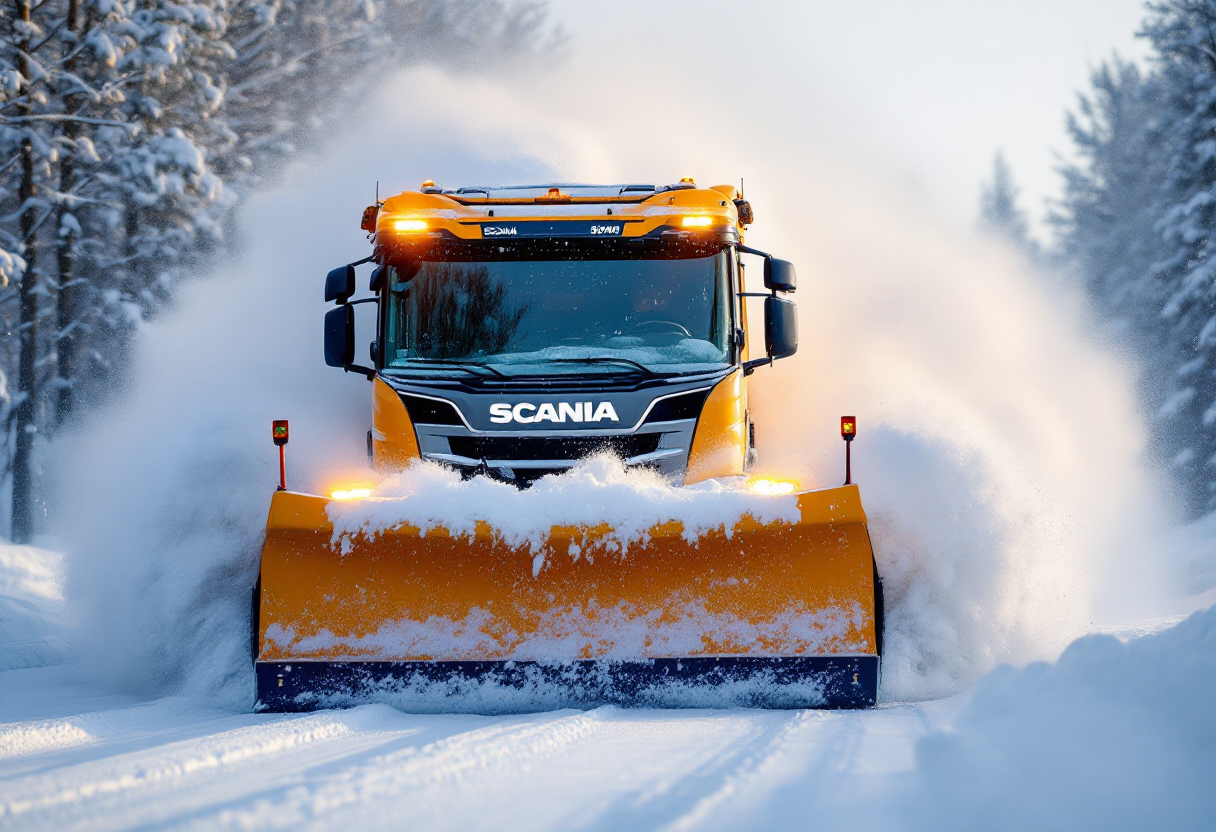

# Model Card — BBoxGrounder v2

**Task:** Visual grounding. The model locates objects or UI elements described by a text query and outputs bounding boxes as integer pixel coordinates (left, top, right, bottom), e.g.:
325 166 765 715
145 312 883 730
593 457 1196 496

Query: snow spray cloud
745 185 1169 699
488 45 1174 699
50 70 567 706
53 55 1169 705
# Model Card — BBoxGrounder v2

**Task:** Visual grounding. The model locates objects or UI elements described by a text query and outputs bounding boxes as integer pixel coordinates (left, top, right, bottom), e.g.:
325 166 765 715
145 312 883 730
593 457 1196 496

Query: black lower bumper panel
255 655 878 713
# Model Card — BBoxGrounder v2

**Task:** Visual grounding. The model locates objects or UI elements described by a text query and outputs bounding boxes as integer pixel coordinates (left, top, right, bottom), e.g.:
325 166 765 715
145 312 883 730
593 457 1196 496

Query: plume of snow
52 66 1173 706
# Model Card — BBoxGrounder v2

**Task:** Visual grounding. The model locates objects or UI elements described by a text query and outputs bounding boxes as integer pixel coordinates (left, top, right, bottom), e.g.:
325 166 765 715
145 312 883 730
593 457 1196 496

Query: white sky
546 0 1150 242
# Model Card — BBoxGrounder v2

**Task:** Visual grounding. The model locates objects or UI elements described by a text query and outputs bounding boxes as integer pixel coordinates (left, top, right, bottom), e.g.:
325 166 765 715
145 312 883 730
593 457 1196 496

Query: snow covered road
0 665 950 831
3 544 1215 831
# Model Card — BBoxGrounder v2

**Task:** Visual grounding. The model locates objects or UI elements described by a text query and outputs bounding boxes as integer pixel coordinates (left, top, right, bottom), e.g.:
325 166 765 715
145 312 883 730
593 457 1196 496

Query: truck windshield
383 250 733 373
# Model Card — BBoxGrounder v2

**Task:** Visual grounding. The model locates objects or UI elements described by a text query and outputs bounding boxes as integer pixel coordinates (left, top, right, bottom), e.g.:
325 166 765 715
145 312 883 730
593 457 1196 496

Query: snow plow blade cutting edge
253 484 882 712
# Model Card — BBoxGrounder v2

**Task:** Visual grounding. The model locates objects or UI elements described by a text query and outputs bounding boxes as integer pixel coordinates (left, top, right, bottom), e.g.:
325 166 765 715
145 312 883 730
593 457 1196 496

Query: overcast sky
546 0 1150 242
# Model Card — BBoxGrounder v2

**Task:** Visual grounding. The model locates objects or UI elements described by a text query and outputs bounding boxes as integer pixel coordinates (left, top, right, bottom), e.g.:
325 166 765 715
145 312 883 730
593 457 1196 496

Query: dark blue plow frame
255 655 879 713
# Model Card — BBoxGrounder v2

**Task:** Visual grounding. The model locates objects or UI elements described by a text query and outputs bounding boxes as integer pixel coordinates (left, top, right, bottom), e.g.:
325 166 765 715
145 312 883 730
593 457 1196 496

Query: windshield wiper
397 358 507 378
550 357 660 378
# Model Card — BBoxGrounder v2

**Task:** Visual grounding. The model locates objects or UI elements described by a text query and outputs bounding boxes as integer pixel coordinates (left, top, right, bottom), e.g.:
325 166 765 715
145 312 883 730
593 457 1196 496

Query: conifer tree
979 151 1038 259
1140 0 1216 506
2 0 58 541
1058 1 1216 511
0 0 556 539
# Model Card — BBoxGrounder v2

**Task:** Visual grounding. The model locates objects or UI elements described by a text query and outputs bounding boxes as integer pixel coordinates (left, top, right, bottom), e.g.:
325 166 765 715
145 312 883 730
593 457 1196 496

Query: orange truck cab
323 181 797 486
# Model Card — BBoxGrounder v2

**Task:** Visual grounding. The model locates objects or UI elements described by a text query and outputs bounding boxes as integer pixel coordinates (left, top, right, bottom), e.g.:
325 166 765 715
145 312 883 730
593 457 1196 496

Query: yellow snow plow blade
253 484 881 712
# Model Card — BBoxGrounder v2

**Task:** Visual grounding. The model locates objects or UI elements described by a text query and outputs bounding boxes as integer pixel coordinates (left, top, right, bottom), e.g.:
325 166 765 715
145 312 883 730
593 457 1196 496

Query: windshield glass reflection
384 251 733 373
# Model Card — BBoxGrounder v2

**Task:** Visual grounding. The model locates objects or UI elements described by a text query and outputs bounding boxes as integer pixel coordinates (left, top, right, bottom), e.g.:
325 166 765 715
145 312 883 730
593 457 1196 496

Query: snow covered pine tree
1055 2 1216 512
1 0 56 542
978 151 1040 260
0 0 555 540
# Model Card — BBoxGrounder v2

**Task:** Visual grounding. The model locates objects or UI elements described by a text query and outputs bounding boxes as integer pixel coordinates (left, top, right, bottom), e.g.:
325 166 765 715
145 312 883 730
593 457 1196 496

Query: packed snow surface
0 663 940 831
1 545 1212 831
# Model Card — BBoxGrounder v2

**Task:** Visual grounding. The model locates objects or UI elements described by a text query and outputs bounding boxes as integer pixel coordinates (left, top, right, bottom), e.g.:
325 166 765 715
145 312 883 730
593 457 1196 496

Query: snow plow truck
252 180 883 711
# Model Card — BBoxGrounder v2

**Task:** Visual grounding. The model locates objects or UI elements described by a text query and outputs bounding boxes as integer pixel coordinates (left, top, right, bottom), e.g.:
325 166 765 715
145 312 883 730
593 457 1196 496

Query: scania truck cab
322 180 798 486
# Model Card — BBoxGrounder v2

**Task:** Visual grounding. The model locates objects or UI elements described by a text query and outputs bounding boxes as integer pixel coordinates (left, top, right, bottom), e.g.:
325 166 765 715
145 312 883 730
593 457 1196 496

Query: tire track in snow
565 710 797 832
174 707 609 830
0 688 952 832
662 705 936 831
0 697 228 762
0 706 418 829
658 709 823 832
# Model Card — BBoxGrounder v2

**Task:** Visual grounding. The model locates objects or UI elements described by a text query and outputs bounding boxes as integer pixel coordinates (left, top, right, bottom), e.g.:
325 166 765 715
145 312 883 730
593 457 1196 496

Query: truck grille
447 433 662 462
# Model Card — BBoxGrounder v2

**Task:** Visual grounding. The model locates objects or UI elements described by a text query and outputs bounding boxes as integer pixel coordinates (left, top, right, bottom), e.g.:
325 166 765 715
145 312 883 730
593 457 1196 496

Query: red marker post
841 416 856 485
273 420 289 491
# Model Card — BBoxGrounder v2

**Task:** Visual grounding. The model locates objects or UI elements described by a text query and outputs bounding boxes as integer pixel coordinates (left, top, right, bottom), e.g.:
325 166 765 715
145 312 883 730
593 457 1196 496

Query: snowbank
0 545 67 671
915 603 1216 831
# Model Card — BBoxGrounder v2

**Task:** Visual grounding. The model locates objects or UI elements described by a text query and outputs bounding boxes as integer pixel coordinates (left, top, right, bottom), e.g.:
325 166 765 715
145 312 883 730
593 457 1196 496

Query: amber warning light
841 416 856 485
272 420 289 491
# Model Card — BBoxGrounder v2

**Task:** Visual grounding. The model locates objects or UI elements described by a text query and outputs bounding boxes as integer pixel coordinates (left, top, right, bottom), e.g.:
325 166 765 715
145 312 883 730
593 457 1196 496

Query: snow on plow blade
254 485 881 712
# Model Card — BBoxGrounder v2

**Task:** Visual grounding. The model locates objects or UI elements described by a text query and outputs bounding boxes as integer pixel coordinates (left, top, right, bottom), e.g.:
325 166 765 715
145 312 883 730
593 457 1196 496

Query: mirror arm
344 364 376 380
347 297 379 306
742 357 773 372
736 244 773 259
741 352 794 376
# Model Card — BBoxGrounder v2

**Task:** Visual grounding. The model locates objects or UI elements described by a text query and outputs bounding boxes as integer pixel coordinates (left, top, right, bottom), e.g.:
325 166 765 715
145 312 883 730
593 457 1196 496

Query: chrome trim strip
424 452 481 467
485 459 579 470
624 448 684 464
410 419 694 440
396 384 718 435
422 448 685 470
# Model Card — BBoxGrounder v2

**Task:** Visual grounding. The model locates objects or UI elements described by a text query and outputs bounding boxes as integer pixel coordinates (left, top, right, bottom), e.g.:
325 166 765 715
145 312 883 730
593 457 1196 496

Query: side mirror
324 305 354 366
764 258 797 293
765 296 798 359
325 265 356 304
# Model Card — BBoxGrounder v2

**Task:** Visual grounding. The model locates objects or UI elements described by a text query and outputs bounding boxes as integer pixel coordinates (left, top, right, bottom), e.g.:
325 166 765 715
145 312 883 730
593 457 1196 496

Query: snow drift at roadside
914 603 1216 831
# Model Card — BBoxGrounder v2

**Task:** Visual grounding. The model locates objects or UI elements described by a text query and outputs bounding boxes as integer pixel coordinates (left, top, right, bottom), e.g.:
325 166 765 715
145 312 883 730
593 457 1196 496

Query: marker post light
273 420 289 491
841 416 856 485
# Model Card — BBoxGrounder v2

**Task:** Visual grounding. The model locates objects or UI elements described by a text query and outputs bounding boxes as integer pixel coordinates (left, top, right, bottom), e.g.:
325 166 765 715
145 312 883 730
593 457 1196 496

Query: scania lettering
489 401 620 424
